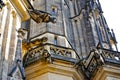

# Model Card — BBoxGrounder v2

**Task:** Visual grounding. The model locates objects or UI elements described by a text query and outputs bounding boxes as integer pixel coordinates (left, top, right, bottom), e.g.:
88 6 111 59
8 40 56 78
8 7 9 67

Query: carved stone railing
79 49 102 79
79 48 120 80
24 44 78 66
23 47 45 66
99 48 120 65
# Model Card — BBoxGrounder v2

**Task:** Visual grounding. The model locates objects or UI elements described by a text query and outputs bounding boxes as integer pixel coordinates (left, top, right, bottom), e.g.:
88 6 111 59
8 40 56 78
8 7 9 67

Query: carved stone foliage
24 47 48 66
87 58 97 74
81 51 102 79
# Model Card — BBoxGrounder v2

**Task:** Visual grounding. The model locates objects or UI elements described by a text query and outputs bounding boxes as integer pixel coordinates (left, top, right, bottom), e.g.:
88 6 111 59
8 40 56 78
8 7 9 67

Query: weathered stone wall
0 1 21 79
27 0 97 58
29 0 46 38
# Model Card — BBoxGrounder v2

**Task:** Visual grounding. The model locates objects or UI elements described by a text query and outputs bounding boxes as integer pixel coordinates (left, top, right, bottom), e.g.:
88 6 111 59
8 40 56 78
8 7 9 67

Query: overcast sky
100 0 120 51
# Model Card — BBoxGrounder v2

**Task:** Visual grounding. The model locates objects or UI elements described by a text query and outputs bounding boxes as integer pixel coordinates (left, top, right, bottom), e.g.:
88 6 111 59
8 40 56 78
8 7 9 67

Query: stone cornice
9 0 30 22
93 65 120 80
25 62 83 80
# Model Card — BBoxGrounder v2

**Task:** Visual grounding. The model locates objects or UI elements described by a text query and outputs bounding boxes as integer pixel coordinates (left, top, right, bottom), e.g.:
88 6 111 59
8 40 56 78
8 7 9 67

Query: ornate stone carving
24 44 78 66
29 9 56 23
100 49 120 64
79 48 120 80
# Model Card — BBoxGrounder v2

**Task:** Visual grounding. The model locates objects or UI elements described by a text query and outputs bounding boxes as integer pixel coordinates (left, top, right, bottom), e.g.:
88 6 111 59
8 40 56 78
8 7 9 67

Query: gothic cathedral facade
0 0 120 80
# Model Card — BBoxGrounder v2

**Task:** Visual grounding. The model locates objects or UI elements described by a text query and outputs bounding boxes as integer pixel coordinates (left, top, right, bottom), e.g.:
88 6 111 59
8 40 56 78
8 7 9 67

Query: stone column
0 2 12 80
8 10 17 74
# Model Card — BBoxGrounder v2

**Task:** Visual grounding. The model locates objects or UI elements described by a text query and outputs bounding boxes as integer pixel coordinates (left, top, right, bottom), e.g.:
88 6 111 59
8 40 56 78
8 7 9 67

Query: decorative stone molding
29 9 57 23
9 0 30 21
78 48 120 80
23 44 78 67
11 10 16 18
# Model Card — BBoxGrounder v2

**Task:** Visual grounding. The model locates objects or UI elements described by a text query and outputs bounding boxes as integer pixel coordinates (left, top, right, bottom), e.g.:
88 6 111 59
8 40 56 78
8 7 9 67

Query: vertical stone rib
1 2 11 61
1 3 12 80
0 5 7 79
8 10 17 75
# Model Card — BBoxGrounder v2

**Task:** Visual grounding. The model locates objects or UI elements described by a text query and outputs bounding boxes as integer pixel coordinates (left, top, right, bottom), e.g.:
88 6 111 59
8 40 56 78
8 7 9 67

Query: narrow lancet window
51 6 57 16
54 36 57 45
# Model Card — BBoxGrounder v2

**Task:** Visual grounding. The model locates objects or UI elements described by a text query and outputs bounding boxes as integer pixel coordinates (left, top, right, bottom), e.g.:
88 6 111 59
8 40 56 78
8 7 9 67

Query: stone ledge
25 61 84 80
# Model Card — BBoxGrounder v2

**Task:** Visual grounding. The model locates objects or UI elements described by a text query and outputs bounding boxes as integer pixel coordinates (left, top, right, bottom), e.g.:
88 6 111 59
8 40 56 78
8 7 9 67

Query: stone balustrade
24 44 78 66
80 48 120 80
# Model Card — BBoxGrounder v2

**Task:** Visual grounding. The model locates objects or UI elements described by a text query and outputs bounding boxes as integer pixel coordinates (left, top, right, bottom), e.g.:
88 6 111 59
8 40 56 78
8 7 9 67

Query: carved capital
11 10 16 18
17 28 25 39
6 2 11 10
